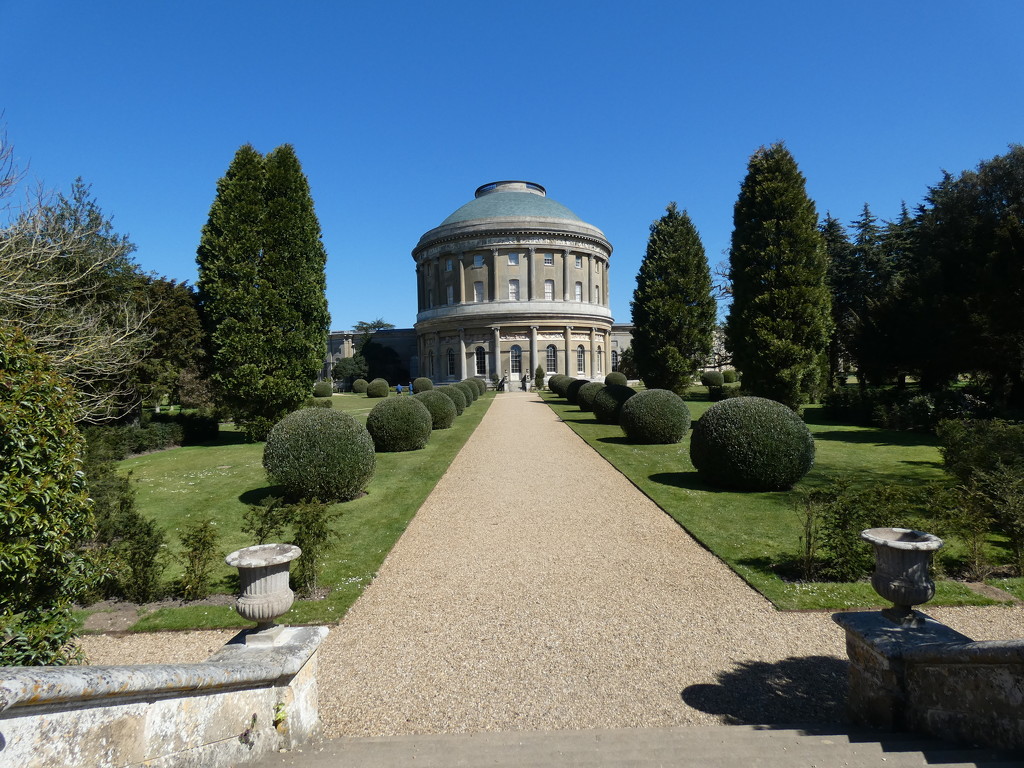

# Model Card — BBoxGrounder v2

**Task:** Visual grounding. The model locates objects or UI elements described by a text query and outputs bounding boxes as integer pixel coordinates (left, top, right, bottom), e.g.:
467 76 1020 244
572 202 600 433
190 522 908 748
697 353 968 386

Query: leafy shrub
242 496 290 545
722 369 738 384
456 381 477 405
593 384 637 424
436 384 466 415
605 371 627 386
701 371 725 388
936 419 1024 484
174 518 220 601
412 377 434 393
968 465 1024 576
566 378 589 405
577 382 604 412
303 396 333 409
0 327 94 666
549 375 572 397
414 390 457 430
149 411 220 444
620 389 691 444
313 381 333 398
366 397 433 452
472 377 488 396
288 500 342 597
352 378 369 394
689 396 815 491
263 408 376 501
366 378 389 398
822 386 991 431
535 365 545 390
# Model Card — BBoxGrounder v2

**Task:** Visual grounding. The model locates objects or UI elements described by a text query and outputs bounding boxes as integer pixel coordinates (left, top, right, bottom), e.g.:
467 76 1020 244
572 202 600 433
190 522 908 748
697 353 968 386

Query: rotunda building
413 181 613 386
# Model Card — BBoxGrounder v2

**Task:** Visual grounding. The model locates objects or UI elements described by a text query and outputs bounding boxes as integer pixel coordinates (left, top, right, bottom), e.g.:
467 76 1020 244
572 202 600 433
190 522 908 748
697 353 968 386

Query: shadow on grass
681 656 848 725
207 430 255 447
649 471 726 493
812 429 937 448
597 435 633 445
238 485 286 505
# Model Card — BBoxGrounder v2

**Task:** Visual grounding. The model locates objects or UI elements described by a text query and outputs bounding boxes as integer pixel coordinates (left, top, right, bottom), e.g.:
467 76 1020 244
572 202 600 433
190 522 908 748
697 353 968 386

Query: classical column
492 326 501 382
564 326 573 376
530 326 538 378
526 247 535 300
459 328 467 381
588 255 594 303
590 327 597 379
490 248 499 302
563 250 572 300
457 253 466 302
433 332 441 380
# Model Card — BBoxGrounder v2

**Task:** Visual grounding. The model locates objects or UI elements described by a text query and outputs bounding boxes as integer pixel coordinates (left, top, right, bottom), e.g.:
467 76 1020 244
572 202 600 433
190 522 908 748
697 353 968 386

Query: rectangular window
447 285 454 305
575 255 583 268
445 258 453 272
508 279 520 301
544 253 554 266
574 282 583 302
544 279 554 300
474 281 484 302
473 254 484 268
508 252 519 266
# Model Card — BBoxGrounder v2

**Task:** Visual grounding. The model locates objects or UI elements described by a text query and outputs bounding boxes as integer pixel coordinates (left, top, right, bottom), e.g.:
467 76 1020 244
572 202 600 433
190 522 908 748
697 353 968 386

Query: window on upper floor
508 279 520 301
544 253 554 266
473 254 484 268
574 282 583 302
447 285 454 305
446 258 453 272
447 348 456 378
575 255 583 268
544 279 554 300
474 281 484 302
508 252 519 266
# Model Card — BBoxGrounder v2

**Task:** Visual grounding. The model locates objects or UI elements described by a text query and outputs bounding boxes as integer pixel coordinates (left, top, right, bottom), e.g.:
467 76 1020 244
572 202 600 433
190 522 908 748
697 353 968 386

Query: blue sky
4 1 1022 331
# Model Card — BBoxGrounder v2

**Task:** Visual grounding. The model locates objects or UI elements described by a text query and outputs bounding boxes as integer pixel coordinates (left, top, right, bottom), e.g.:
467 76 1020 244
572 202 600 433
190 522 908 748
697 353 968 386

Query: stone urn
861 527 943 627
225 544 301 632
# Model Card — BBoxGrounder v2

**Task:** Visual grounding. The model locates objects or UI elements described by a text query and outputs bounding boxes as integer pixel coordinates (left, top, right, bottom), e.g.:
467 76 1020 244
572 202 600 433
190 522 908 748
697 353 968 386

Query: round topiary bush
366 378 389 398
566 378 589 405
263 408 376 502
366 397 433 452
577 381 604 412
689 396 815 491
700 371 725 388
313 381 333 398
722 369 738 384
619 389 692 444
456 380 477 405
352 378 368 394
604 371 627 386
436 384 466 415
470 377 486 396
412 377 433 394
549 375 571 397
414 390 457 430
593 384 637 424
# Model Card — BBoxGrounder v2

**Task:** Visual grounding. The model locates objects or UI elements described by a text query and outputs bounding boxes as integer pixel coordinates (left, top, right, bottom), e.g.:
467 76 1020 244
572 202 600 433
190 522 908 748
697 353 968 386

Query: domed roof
439 181 582 226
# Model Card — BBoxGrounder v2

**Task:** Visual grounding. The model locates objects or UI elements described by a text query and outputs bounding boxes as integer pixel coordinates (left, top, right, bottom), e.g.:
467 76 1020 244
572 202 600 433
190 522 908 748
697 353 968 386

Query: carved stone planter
861 527 943 627
226 544 301 640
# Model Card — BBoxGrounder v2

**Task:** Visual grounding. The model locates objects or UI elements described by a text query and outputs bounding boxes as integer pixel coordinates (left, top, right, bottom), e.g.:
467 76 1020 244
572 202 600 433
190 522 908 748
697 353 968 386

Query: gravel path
83 390 1024 736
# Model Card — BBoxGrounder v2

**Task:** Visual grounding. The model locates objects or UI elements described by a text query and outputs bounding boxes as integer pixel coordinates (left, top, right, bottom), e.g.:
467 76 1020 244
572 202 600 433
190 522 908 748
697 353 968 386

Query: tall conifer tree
725 143 831 408
197 144 329 440
630 203 716 393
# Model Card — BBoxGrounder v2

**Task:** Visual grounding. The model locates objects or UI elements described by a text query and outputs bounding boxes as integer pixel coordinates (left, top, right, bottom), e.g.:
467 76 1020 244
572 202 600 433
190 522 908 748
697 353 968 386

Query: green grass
988 577 1024 601
113 391 493 631
543 391 1003 611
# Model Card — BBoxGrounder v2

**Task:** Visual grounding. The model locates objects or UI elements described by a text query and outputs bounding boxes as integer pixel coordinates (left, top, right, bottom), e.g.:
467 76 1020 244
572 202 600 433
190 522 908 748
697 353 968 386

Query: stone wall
834 611 1024 750
0 626 327 768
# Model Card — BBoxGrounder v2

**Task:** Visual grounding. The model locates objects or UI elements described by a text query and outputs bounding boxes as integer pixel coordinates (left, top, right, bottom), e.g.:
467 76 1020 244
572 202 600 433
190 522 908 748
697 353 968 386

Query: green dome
440 181 582 226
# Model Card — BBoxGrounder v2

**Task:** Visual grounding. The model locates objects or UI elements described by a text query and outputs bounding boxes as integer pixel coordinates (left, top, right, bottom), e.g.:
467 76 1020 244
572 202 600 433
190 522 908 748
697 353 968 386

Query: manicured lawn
115 392 493 631
543 391 1004 611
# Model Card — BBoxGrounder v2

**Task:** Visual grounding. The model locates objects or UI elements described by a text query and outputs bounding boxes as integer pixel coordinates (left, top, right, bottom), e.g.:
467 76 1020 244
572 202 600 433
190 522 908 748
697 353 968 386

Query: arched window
574 282 583 302
611 350 619 372
473 281 484 302
597 347 603 374
595 284 601 304
576 345 586 374
508 279 520 301
447 348 456 378
510 345 522 375
544 279 554 300
475 346 486 376
427 350 435 377
546 344 558 373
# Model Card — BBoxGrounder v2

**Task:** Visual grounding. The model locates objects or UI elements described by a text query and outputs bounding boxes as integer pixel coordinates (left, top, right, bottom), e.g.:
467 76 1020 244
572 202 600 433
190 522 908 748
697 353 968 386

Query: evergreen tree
725 143 832 409
630 203 716 394
820 213 854 389
197 144 329 440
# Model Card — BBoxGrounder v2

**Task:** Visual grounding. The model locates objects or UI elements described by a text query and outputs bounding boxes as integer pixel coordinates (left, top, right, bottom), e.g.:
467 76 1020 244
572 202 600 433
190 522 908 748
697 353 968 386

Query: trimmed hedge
366 397 433 452
366 378 389 398
412 377 434 394
414 390 457 430
352 378 368 394
549 375 572 397
577 381 604 412
619 389 691 444
604 371 627 386
689 396 815 491
470 377 486 396
566 378 589 405
313 381 333 398
456 380 477 405
593 384 637 424
436 384 466 415
263 408 375 502
722 369 738 384
700 371 725 388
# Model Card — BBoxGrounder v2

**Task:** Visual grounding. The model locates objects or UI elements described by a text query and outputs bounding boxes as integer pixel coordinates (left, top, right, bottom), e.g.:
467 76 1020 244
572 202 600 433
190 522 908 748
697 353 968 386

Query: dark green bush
436 384 466 415
412 377 434 394
174 518 220 601
288 500 342 597
366 378 389 398
414 390 457 430
549 375 572 397
722 369 738 384
366 397 433 452
604 371 627 386
593 384 637 424
456 381 477 405
701 371 725 388
263 408 376 501
149 411 220 444
937 419 1024 483
303 397 333 409
534 366 545 390
689 396 815 491
577 382 604 412
352 378 369 394
471 377 487 396
566 378 589 405
620 389 691 444
313 381 333 398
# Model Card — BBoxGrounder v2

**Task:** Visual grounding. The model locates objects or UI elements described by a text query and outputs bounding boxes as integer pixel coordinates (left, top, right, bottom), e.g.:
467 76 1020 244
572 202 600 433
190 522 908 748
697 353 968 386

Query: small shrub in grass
242 496 290 545
174 518 220 601
535 365 545 390
366 397 433 452
412 377 434 393
593 384 637 424
577 381 604 412
313 381 333 398
352 378 368 394
263 408 376 502
303 397 332 409
288 500 342 597
605 371 627 386
437 384 466 415
366 378 389 398
689 396 815 491
620 389 691 444
414 390 457 429
456 381 477 405
566 378 589 405
722 369 738 384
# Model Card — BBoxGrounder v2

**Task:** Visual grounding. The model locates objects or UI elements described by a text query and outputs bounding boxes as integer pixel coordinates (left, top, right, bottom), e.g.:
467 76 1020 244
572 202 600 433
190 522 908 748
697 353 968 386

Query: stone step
245 725 1022 768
